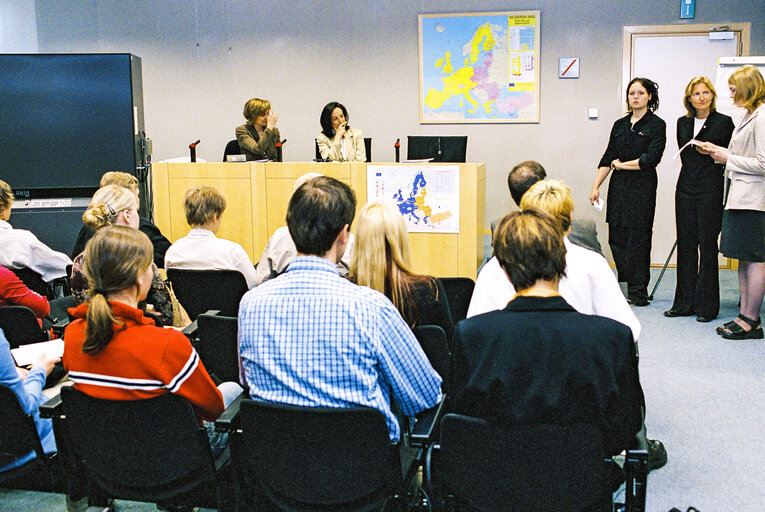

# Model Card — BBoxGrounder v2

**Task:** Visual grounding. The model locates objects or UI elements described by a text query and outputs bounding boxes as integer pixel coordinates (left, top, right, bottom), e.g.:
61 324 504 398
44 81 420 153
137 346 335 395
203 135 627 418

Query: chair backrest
196 312 239 383
59 386 217 504
238 400 397 510
0 384 47 472
438 277 475 325
407 135 468 162
222 139 242 162
166 268 249 320
0 306 49 348
364 137 372 162
9 267 48 298
412 325 450 388
437 414 610 512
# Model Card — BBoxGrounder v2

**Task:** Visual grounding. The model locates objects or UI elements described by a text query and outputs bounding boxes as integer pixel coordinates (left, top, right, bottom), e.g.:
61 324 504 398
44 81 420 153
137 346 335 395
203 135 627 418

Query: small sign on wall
558 57 579 78
680 0 695 19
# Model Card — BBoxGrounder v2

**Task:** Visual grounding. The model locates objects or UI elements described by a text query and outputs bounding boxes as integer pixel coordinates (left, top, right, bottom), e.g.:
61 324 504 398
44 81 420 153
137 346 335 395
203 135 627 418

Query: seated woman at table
235 98 281 161
63 226 241 452
317 102 366 162
70 185 173 325
349 202 452 340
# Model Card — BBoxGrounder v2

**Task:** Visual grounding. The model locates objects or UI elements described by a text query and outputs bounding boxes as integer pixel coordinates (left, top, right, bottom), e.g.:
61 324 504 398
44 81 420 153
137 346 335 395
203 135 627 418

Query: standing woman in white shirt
700 65 765 339
316 102 366 162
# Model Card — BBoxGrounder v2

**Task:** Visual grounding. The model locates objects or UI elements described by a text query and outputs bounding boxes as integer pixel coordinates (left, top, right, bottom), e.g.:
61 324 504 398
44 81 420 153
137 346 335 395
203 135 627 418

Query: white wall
31 0 765 259
0 0 37 51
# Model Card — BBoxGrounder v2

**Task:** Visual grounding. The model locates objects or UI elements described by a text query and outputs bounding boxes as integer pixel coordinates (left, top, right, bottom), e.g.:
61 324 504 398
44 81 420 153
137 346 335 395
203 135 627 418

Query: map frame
418 10 540 124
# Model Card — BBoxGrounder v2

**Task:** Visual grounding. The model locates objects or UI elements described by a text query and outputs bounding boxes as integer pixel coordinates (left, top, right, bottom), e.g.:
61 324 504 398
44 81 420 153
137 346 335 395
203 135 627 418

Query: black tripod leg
649 240 677 301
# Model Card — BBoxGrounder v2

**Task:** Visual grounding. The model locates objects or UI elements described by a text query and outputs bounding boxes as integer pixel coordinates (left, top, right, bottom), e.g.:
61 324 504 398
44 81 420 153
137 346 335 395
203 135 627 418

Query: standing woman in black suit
590 78 667 306
665 77 734 322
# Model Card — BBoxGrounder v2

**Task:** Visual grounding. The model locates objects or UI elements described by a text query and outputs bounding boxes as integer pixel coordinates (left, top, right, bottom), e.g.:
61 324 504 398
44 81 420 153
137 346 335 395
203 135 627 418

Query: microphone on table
275 139 287 162
394 138 400 163
189 140 200 162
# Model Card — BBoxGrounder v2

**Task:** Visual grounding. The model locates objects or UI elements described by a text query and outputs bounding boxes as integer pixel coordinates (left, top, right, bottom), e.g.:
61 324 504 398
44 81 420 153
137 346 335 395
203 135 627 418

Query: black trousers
671 189 723 317
608 224 652 302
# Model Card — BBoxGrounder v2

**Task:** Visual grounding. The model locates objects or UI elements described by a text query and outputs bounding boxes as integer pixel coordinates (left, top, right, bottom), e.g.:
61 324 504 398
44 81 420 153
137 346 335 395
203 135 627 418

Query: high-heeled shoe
720 315 763 340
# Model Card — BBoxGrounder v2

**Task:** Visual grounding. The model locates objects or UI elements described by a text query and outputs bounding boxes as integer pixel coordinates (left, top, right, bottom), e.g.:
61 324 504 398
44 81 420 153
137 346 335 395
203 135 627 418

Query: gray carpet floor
1 268 763 511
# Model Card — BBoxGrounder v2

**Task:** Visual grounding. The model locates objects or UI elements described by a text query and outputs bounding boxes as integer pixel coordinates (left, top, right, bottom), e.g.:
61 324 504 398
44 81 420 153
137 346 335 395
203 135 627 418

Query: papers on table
10 339 64 367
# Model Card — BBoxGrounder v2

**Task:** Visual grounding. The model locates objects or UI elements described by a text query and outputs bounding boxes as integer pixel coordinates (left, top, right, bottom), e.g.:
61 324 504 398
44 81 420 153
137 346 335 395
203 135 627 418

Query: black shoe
696 314 715 323
646 439 667 471
628 297 650 307
664 309 693 317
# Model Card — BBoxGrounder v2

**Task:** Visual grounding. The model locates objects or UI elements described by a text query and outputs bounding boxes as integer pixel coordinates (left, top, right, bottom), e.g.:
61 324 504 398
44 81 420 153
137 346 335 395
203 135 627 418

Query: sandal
721 314 764 340
716 314 745 335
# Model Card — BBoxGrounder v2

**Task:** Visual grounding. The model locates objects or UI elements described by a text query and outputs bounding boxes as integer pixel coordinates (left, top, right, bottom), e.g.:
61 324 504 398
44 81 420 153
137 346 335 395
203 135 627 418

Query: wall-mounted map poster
419 11 540 123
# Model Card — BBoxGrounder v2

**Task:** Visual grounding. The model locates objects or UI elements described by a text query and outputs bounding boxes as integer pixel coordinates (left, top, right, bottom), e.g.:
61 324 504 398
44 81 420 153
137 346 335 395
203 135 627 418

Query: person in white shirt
255 173 354 285
164 185 257 289
468 179 641 341
0 179 72 283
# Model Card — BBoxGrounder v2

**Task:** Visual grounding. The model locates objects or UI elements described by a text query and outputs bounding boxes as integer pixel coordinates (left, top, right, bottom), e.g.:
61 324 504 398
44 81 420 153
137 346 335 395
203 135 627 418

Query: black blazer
451 295 643 456
598 110 667 228
676 110 735 195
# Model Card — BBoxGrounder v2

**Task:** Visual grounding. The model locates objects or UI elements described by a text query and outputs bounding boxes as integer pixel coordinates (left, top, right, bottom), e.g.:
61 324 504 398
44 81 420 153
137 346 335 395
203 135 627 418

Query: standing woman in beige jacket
701 65 765 339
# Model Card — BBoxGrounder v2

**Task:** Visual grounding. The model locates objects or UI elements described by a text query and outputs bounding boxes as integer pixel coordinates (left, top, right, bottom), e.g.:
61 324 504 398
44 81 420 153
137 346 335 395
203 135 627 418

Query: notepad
10 339 64 367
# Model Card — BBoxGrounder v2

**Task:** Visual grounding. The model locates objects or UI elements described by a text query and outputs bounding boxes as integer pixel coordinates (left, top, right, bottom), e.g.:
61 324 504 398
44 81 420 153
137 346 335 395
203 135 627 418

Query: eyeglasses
691 91 712 99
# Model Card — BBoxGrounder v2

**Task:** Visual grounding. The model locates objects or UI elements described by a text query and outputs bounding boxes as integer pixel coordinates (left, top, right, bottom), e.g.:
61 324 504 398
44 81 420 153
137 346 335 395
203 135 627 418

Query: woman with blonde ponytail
350 202 453 340
63 226 241 445
70 185 174 325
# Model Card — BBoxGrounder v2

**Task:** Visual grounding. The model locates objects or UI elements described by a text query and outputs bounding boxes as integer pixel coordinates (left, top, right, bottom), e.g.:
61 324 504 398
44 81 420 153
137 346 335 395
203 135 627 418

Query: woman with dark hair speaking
590 77 667 306
665 77 734 322
317 102 366 162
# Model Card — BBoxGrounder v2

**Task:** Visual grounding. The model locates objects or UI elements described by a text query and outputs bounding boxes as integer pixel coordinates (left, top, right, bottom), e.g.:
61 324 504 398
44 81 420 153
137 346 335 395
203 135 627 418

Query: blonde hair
82 226 153 354
100 171 139 193
243 98 271 123
0 179 13 215
729 65 765 111
184 186 226 226
83 185 139 231
293 172 322 192
350 202 434 326
519 179 574 233
683 76 718 117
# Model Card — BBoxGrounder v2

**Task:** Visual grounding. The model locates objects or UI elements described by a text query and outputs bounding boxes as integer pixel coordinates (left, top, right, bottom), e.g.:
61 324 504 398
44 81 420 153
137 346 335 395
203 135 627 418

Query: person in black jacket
665 77 734 322
590 77 667 306
71 172 170 268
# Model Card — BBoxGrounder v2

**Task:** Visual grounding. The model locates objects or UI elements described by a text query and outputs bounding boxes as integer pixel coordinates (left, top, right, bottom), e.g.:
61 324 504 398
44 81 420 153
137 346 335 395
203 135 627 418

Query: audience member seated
451 209 642 477
469 179 641 341
316 101 366 162
350 202 453 340
0 327 59 473
490 161 602 254
71 185 173 325
235 98 281 161
0 266 50 321
0 179 72 284
239 176 442 443
255 173 353 285
71 171 171 268
63 226 241 456
165 185 257 289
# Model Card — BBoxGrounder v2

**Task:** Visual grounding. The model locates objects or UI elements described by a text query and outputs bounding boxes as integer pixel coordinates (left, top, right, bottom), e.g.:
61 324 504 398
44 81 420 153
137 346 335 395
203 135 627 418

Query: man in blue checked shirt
238 176 442 442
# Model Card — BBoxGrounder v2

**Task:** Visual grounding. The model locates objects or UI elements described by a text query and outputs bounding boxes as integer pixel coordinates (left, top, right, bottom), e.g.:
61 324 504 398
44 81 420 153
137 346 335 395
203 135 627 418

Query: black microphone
394 138 400 163
275 139 287 162
437 137 442 156
189 140 200 162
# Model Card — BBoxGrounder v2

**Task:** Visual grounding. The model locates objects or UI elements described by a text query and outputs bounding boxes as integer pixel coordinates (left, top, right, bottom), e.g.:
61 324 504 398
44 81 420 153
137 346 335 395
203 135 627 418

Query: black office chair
45 386 236 511
425 414 648 512
196 310 239 384
9 267 70 300
222 139 242 162
438 277 475 325
407 136 468 163
228 400 410 511
0 384 60 492
166 269 249 321
412 325 450 390
0 306 49 348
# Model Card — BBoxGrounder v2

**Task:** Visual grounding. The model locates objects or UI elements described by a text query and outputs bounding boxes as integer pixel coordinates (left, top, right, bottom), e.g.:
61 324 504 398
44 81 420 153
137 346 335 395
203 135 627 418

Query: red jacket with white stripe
63 301 224 422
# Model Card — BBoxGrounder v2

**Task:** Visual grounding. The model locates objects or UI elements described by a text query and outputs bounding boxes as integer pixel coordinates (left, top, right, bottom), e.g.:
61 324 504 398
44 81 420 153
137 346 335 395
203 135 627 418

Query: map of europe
420 13 538 122
393 171 453 227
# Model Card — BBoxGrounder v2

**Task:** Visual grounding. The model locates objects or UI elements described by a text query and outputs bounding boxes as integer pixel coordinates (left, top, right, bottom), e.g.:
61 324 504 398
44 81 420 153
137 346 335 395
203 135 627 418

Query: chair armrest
182 319 198 339
39 393 63 418
410 395 447 447
215 391 247 432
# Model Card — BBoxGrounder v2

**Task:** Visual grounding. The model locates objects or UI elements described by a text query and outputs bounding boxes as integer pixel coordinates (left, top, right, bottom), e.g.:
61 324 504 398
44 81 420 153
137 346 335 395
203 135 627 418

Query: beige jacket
317 127 366 162
725 104 765 211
